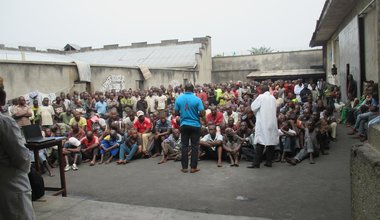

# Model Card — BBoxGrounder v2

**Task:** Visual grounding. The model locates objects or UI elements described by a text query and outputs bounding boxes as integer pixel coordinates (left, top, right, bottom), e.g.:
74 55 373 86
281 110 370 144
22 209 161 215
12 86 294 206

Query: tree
248 46 273 55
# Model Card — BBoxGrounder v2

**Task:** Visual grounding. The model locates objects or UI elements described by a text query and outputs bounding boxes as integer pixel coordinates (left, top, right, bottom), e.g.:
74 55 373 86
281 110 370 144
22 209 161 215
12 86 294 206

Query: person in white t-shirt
278 121 296 162
293 79 304 103
37 97 55 128
155 90 167 111
200 124 224 167
145 90 157 114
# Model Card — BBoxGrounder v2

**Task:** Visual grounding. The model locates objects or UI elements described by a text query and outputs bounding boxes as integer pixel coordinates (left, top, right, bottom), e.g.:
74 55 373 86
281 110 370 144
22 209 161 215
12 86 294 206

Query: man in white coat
0 84 35 219
247 84 279 168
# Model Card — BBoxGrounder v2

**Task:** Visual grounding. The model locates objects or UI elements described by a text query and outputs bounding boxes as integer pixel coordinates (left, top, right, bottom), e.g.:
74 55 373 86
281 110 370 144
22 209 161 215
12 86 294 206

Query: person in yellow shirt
216 85 228 106
69 111 87 130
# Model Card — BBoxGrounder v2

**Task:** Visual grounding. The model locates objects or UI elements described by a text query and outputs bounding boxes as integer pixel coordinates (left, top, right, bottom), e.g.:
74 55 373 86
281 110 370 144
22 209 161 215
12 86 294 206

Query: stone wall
211 49 322 83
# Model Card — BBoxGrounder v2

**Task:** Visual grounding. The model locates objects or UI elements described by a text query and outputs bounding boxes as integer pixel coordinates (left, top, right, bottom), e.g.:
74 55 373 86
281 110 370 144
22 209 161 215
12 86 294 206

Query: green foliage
248 46 274 55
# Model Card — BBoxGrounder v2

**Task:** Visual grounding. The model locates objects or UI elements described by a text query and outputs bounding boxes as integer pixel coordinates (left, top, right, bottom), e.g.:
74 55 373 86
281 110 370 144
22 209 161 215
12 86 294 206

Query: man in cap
63 137 82 171
133 110 153 157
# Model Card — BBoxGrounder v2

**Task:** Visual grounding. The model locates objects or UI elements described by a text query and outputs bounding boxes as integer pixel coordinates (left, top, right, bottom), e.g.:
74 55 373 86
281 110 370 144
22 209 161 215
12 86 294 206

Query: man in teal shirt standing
175 83 205 173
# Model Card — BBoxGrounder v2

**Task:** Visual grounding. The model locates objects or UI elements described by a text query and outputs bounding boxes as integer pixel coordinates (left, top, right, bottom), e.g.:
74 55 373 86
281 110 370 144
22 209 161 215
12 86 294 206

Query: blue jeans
368 115 380 127
354 112 374 135
119 143 139 161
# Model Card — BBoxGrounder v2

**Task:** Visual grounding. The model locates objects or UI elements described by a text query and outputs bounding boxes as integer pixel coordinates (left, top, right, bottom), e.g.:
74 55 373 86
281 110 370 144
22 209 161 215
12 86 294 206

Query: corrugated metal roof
0 50 73 63
0 43 202 69
66 43 201 68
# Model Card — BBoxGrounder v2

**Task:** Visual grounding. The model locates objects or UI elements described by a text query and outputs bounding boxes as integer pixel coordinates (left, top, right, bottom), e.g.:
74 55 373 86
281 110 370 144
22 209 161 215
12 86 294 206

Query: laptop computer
22 124 57 143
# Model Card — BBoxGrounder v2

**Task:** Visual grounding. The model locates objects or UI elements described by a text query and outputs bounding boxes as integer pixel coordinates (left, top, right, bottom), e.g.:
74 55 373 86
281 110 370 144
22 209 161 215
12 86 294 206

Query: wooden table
26 138 67 197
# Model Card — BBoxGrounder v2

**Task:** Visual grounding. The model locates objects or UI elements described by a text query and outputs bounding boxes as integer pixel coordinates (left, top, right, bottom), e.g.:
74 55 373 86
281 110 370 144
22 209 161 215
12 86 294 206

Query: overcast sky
0 0 325 55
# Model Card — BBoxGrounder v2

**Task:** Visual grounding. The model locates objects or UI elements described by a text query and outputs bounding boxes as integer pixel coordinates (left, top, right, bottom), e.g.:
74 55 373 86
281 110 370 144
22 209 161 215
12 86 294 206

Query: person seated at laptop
30 149 54 177
42 128 59 167
63 137 81 171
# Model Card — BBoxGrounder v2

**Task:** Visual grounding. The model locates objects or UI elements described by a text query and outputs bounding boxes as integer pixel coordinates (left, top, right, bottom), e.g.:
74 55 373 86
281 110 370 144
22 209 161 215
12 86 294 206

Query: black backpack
28 167 45 201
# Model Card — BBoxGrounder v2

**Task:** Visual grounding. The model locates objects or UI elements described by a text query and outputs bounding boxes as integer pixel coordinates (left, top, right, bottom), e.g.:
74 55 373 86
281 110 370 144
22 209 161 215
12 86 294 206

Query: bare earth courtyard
41 125 352 220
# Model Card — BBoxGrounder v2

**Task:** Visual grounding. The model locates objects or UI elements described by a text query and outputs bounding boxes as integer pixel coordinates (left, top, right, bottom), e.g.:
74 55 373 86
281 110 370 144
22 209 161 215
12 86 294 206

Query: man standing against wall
294 79 304 103
0 82 35 219
11 96 33 127
175 83 205 173
247 84 279 168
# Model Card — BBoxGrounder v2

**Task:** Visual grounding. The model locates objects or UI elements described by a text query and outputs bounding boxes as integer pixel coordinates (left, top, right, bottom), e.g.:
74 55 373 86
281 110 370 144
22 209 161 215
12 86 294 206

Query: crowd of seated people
6 78 379 173
340 80 379 142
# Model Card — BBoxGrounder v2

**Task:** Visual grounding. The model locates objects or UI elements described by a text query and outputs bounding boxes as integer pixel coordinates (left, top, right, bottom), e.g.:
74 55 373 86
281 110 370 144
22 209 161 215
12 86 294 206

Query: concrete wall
0 61 78 100
338 17 361 101
377 0 380 103
364 7 379 83
211 50 323 83
324 0 379 101
91 65 196 91
196 36 212 84
325 32 340 86
0 61 197 100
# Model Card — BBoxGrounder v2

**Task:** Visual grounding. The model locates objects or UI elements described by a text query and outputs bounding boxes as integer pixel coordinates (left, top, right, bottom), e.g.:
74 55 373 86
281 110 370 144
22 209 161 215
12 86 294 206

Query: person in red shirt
80 131 99 166
67 122 85 140
196 87 208 102
133 110 153 156
206 106 224 126
171 115 180 129
232 84 239 98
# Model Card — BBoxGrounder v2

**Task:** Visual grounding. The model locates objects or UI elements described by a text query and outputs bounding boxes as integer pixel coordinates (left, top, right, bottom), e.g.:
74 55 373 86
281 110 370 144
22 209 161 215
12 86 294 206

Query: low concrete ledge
351 144 380 220
368 123 380 151
161 39 179 45
103 44 119 49
34 196 266 220
18 46 36 51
